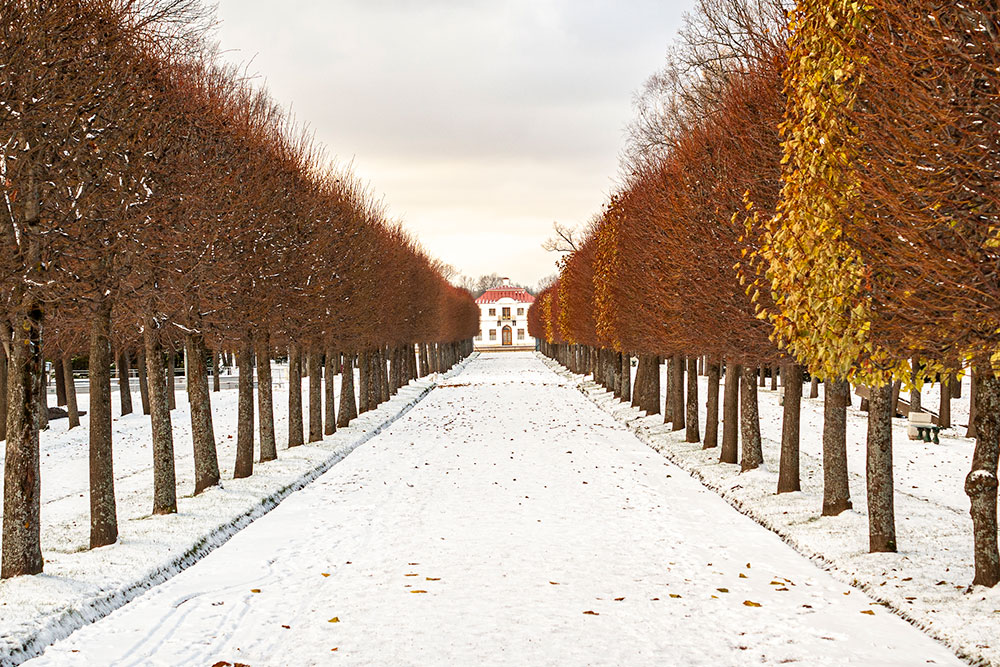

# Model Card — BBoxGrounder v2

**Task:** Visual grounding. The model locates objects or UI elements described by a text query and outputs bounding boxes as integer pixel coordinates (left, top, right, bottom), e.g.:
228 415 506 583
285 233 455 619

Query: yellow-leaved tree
748 0 899 551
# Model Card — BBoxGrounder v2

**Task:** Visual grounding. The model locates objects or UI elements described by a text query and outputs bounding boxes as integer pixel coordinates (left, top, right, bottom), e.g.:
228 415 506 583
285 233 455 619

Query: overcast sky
213 0 695 286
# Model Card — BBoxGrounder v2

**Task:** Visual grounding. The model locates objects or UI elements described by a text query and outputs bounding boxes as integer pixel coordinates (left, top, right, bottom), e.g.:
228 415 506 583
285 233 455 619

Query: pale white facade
474 278 536 349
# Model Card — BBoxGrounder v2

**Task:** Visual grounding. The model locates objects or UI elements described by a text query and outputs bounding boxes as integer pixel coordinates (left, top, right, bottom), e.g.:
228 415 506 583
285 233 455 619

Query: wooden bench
908 411 941 444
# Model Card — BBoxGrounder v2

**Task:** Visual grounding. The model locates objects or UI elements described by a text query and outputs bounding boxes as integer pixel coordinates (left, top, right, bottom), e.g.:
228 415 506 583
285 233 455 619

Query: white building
474 278 536 349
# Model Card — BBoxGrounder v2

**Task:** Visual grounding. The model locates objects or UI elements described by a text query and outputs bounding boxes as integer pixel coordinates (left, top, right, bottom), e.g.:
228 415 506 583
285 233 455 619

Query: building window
502 307 511 319
518 329 525 340
489 308 496 316
517 308 524 316
489 330 496 341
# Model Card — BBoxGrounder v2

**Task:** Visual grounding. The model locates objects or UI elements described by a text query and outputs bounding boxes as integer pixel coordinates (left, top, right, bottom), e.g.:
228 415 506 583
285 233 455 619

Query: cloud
214 0 693 284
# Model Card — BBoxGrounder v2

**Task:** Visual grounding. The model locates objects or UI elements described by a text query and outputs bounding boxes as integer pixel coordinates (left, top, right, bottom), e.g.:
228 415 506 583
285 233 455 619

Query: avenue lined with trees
529 0 1000 589
1 0 477 579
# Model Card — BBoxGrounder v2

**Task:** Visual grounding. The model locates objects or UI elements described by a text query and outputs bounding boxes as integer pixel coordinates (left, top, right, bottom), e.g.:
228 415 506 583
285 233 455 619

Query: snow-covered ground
0 361 460 666
26 353 962 666
548 355 998 665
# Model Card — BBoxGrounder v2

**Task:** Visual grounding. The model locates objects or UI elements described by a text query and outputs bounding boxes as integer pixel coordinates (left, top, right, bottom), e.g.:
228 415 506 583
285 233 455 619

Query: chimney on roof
501 277 510 287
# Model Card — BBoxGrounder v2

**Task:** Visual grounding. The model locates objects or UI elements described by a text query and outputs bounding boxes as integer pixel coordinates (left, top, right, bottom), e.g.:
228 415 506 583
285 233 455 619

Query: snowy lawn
0 359 466 666
548 355 997 665
27 352 961 666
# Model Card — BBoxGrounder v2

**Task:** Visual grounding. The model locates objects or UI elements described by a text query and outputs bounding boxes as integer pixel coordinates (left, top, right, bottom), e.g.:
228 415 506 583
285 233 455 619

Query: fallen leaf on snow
743 600 762 607
426 577 440 581
614 597 625 601
716 588 729 593
250 589 261 594
321 573 330 577
328 617 340 623
583 610 599 615
860 610 875 615
411 590 428 594
669 594 682 599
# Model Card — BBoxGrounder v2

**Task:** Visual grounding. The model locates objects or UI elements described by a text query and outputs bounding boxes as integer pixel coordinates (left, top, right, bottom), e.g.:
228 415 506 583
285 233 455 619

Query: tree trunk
647 356 661 415
686 356 699 443
49 356 62 415
338 353 357 427
256 330 277 463
967 367 1000 587
770 365 778 391
212 351 221 393
137 347 150 416
143 321 176 514
369 350 380 408
890 379 902 418
721 362 740 464
777 364 803 493
389 346 401 394
910 357 922 414
166 347 176 410
287 343 304 447
951 374 962 399
1 309 43 578
36 363 47 432
866 381 896 553
89 303 118 549
968 371 978 439
810 376 819 399
185 332 220 494
620 353 631 403
234 340 255 479
416 343 426 377
367 349 378 408
759 365 766 388
939 376 952 429
324 347 337 435
379 347 390 404
704 360 720 449
358 350 370 413
308 346 322 443
54 354 67 407
63 355 80 429
822 379 852 516
0 334 7 441
740 365 763 472
117 350 133 416
671 354 684 431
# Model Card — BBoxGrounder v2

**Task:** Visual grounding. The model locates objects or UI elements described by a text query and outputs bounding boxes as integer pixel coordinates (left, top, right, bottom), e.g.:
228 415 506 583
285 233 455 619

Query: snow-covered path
27 353 961 666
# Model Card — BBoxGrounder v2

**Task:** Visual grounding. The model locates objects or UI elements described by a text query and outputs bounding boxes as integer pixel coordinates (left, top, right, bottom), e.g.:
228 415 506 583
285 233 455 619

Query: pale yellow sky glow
214 0 695 286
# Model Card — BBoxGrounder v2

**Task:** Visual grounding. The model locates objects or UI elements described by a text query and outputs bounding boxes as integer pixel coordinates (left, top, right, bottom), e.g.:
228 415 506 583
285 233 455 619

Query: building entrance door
502 326 512 346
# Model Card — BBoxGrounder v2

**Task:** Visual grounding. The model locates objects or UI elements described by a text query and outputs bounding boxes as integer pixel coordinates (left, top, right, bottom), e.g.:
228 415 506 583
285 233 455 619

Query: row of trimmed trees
0 0 477 578
529 0 1000 588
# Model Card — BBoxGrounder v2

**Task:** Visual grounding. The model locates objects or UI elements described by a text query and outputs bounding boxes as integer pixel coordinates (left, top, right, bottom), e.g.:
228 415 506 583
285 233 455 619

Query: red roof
475 286 536 304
